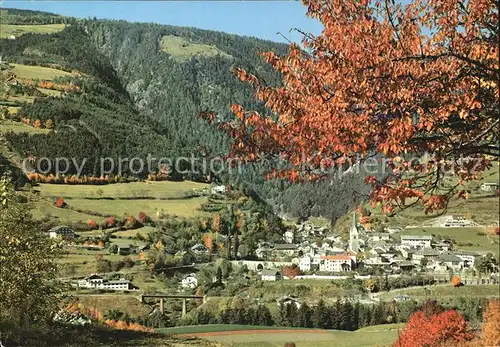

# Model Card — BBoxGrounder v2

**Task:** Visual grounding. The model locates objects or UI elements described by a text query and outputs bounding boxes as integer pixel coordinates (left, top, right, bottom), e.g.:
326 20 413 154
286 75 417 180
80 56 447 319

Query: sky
2 1 324 43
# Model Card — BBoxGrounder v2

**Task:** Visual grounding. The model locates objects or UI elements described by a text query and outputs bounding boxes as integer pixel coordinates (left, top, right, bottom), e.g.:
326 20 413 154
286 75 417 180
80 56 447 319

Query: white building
181 274 198 289
437 253 464 272
77 274 132 290
412 248 440 264
400 235 432 248
211 185 226 194
261 269 282 281
191 244 209 254
298 256 311 272
319 254 356 272
349 212 360 253
48 225 75 240
368 233 391 242
283 230 294 244
481 182 499 192
454 250 480 268
439 215 477 227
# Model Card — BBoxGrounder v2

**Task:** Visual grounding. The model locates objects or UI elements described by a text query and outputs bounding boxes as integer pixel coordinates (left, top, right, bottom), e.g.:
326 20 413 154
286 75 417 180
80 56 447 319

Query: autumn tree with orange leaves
395 307 473 347
201 0 499 214
481 299 500 346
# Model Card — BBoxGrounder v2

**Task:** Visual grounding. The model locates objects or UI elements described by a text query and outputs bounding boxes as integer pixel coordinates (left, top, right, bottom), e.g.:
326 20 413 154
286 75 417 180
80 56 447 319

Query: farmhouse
481 182 499 191
261 269 282 281
277 296 301 309
412 248 440 264
454 250 480 267
400 235 432 248
437 253 464 272
272 244 298 257
191 244 208 254
181 274 198 289
77 274 132 291
439 215 477 227
48 225 75 240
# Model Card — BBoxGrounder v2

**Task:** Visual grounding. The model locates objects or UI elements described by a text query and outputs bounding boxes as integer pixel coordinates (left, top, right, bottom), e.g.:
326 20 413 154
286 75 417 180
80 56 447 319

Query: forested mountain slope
0 9 373 221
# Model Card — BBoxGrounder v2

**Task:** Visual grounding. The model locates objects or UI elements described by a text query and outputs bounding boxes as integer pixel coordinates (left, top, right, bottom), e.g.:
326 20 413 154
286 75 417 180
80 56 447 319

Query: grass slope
401 226 498 253
377 284 500 302
0 119 51 134
10 62 74 80
0 23 65 38
37 181 208 199
160 324 403 347
160 35 231 61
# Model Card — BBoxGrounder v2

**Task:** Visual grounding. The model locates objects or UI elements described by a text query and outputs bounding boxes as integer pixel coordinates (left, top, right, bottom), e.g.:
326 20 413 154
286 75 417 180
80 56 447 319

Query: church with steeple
348 212 359 253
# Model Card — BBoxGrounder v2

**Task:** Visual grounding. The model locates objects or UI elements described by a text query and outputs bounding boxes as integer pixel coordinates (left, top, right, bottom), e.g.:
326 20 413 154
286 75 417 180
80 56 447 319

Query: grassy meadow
0 119 51 134
0 23 65 38
10 63 74 80
32 181 210 223
66 197 208 219
160 35 231 61
36 180 208 199
160 324 404 347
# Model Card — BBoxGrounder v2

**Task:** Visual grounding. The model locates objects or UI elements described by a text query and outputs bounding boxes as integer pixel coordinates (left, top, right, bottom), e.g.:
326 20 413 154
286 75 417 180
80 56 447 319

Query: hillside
0 8 371 221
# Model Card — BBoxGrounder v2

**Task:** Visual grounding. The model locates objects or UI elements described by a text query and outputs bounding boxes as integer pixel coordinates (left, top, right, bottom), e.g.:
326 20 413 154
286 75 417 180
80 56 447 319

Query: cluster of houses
251 213 494 280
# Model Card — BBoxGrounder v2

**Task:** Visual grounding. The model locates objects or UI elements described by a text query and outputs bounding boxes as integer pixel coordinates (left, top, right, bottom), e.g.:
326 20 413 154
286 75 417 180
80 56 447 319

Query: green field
159 324 403 347
37 87 63 97
37 181 208 199
377 284 500 302
160 35 231 61
65 197 208 219
0 120 51 134
33 199 106 224
33 181 210 223
402 227 498 253
0 23 65 38
10 63 74 80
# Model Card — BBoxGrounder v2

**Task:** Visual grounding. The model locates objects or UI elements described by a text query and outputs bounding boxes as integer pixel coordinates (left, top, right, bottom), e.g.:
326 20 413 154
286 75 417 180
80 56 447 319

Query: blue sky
3 1 324 43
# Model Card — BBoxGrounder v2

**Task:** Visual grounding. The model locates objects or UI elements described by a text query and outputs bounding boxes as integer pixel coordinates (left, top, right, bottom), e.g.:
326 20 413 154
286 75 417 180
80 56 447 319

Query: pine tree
296 303 312 328
340 301 353 331
351 302 360 330
330 299 342 330
312 299 330 329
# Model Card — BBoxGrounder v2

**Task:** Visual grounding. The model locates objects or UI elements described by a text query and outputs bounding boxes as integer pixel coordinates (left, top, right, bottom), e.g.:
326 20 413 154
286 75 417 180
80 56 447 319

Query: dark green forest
0 9 380 222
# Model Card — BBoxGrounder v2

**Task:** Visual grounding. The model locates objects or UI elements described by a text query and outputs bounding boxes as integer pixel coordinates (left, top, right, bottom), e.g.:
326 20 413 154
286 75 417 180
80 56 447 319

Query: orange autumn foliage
87 219 97 229
201 0 499 214
451 275 462 287
283 265 301 279
32 119 42 128
27 173 110 185
394 309 473 347
481 299 500 346
203 233 214 251
65 303 153 333
211 213 221 233
105 216 116 228
55 196 66 208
